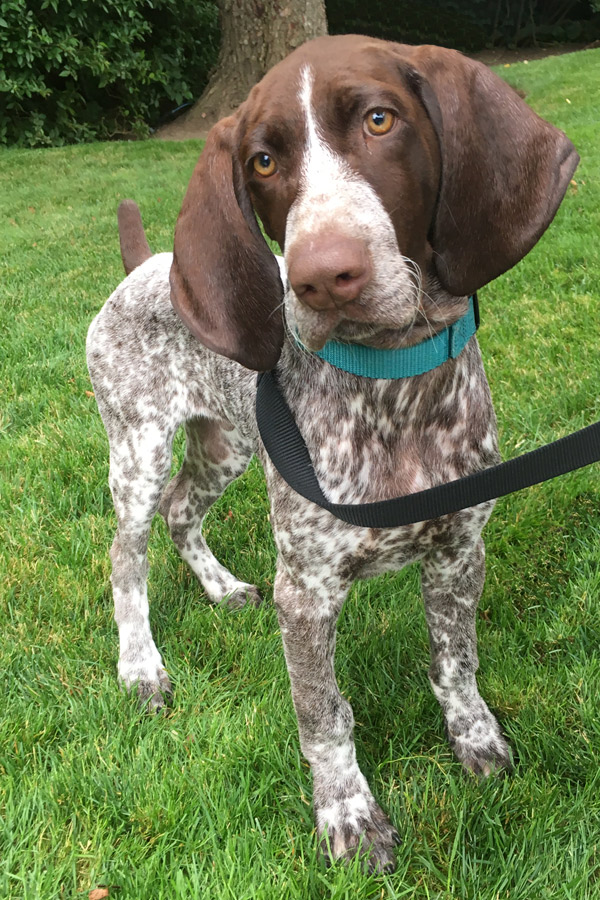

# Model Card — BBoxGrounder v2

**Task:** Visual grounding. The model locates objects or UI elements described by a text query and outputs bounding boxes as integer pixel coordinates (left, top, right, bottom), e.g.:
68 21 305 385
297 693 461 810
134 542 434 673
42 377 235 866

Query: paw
119 661 173 712
134 670 173 712
447 716 513 776
317 795 399 874
223 584 263 610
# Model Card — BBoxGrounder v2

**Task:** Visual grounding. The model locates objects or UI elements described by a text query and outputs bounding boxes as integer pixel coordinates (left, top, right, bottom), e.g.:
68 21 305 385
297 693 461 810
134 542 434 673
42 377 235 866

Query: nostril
287 235 372 309
332 266 370 300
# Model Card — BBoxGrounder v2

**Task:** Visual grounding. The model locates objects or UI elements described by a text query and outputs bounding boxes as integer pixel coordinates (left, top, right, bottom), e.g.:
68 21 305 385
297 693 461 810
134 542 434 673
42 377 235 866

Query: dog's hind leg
160 416 261 608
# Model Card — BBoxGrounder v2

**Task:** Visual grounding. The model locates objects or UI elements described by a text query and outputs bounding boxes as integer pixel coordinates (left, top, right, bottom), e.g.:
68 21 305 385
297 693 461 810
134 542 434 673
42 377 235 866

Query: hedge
0 0 218 147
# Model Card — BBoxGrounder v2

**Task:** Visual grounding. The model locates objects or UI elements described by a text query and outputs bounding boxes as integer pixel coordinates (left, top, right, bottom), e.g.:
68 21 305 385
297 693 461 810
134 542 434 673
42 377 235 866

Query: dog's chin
288 302 342 351
289 297 419 352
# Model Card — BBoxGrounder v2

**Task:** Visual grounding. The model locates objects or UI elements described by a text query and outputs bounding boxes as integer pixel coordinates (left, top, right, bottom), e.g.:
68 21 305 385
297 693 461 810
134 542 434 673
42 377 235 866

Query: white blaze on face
284 66 419 345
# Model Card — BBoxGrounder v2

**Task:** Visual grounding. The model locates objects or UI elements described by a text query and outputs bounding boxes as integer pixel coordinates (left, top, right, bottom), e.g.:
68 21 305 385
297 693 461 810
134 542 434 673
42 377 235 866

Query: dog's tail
117 199 152 275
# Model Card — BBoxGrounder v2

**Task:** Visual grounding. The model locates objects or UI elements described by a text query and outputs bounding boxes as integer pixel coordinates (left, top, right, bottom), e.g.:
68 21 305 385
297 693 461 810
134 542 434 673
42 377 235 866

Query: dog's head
170 35 578 370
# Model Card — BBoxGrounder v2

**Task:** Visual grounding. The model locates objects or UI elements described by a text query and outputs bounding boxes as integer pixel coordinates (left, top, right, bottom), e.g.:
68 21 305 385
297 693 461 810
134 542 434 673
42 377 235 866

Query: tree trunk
158 0 327 140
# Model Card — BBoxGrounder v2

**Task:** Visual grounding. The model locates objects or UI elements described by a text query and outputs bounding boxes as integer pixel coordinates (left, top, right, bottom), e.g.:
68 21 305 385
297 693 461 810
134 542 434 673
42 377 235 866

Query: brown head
170 34 578 370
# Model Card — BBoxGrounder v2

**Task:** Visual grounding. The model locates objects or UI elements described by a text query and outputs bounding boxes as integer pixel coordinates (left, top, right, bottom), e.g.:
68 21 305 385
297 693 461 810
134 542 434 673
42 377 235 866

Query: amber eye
253 152 277 177
365 109 395 136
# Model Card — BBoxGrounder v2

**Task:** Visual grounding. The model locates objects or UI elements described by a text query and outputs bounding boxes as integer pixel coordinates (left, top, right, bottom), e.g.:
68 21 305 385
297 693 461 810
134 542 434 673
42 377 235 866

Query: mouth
286 286 420 352
289 303 342 351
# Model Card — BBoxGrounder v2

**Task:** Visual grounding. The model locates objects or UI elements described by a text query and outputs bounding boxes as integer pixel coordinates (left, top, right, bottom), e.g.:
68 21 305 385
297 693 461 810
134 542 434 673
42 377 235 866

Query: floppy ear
401 46 579 296
170 116 284 371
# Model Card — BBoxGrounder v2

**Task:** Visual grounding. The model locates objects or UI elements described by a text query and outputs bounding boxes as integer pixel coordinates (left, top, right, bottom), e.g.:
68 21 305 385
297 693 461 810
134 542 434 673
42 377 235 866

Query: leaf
89 890 110 900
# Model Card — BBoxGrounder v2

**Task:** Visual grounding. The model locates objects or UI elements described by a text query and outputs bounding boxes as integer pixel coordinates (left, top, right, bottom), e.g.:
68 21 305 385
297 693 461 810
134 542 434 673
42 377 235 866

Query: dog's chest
263 341 499 582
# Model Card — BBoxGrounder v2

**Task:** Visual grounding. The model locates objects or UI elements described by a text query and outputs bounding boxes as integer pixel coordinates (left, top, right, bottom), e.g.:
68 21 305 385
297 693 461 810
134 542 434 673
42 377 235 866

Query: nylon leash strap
256 369 600 529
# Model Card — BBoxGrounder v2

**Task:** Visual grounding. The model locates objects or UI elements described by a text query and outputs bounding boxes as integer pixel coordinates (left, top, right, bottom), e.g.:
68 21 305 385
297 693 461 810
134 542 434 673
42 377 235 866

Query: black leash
256 370 600 528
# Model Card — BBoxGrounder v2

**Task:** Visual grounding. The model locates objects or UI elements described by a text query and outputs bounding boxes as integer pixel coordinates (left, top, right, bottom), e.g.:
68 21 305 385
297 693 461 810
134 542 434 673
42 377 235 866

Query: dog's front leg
274 566 399 873
421 537 513 775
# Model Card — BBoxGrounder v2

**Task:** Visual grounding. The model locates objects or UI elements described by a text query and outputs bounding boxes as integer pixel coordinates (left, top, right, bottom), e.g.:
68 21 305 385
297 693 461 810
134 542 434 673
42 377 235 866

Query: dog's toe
449 724 513 776
224 584 263 609
460 741 513 777
319 799 399 874
137 681 171 712
120 665 173 713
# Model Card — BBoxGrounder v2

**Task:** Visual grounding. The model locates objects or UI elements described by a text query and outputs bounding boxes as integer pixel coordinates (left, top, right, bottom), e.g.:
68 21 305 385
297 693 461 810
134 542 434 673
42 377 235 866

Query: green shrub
0 0 219 147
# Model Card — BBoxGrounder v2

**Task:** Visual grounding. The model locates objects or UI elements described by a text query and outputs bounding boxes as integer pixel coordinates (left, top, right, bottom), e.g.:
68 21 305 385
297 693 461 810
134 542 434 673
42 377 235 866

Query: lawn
1 48 599 900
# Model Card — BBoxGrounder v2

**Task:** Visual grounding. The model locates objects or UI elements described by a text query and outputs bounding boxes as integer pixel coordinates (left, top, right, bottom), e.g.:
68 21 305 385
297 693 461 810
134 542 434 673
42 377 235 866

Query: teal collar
311 295 479 379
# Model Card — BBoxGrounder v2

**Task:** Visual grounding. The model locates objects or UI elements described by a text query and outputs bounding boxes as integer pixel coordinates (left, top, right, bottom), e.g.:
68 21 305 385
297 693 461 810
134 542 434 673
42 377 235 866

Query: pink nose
287 236 371 311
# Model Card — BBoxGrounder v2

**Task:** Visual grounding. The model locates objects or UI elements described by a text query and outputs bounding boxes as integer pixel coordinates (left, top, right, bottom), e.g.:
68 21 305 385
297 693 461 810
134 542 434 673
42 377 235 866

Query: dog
87 35 578 872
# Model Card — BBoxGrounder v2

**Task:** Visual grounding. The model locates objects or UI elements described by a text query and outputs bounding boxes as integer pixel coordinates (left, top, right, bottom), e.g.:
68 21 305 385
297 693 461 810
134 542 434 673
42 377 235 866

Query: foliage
327 0 600 51
0 0 219 147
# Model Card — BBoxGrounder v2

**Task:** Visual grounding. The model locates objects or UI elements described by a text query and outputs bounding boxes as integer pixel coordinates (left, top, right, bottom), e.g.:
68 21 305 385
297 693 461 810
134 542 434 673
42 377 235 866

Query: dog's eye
365 109 395 136
253 153 277 177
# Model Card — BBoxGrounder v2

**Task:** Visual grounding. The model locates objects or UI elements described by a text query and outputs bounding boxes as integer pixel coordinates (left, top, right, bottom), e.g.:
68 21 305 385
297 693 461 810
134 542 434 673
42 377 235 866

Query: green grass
1 48 599 899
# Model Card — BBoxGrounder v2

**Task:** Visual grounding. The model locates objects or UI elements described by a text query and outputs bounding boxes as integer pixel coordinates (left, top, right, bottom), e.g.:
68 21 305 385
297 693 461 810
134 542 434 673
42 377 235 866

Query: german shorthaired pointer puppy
87 35 577 872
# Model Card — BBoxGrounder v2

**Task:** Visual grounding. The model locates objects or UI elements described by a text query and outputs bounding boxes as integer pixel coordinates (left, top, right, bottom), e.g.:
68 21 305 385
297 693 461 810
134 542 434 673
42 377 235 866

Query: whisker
400 255 425 334
268 289 315 362
266 296 287 322
283 314 315 362
418 292 439 339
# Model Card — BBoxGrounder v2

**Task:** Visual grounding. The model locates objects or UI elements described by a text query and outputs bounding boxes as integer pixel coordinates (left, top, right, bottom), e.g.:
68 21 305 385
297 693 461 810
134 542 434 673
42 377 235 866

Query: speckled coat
87 35 577 873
